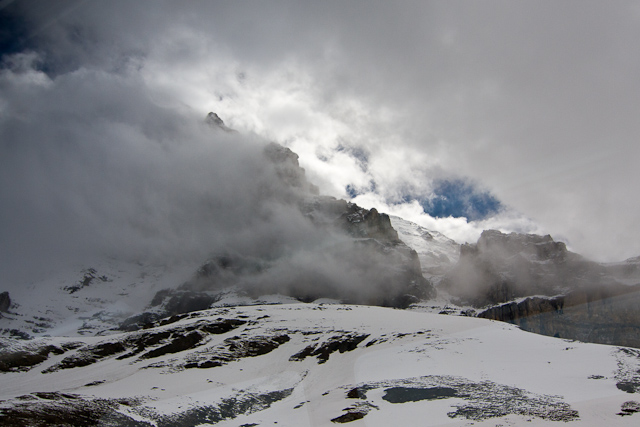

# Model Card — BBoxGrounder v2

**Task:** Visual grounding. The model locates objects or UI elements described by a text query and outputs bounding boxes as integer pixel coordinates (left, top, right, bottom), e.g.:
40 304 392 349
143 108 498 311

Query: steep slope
441 229 636 307
478 287 640 348
389 215 460 281
141 115 433 316
0 260 200 339
439 229 640 348
0 114 433 338
1 303 639 426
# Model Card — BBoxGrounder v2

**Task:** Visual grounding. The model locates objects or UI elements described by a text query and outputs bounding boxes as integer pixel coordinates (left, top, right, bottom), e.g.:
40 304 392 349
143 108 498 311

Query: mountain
2 113 640 425
2 303 640 426
440 229 640 347
389 215 460 281
0 114 433 339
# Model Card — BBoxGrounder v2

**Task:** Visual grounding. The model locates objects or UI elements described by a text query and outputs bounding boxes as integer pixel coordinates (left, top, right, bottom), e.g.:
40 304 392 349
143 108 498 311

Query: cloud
350 192 543 248
0 51 323 284
1 0 640 273
0 48 427 308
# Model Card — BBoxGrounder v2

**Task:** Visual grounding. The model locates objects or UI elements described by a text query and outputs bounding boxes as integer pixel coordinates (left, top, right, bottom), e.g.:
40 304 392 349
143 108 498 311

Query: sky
1 0 640 285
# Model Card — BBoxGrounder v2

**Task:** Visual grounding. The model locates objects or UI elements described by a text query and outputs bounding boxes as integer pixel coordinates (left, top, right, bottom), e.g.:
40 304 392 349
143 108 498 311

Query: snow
1 259 199 337
2 303 639 425
390 215 460 289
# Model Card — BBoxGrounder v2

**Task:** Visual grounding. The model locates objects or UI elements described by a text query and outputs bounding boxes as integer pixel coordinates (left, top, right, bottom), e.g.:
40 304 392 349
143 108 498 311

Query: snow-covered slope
0 259 199 338
389 215 460 280
1 303 639 426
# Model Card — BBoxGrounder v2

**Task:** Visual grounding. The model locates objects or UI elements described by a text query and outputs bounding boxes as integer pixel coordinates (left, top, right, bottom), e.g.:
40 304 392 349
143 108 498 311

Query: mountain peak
205 112 234 132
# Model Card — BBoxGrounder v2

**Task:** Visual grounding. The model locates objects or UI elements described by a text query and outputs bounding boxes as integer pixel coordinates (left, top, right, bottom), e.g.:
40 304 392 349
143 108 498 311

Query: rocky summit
1 113 640 426
442 229 628 307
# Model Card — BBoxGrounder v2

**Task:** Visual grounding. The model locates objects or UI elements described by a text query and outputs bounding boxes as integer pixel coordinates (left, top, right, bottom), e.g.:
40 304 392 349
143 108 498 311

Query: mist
0 53 315 285
0 51 427 308
2 0 640 295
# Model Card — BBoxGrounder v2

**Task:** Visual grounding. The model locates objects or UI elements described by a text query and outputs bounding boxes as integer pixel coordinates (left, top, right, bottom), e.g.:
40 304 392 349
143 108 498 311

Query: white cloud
2 0 640 264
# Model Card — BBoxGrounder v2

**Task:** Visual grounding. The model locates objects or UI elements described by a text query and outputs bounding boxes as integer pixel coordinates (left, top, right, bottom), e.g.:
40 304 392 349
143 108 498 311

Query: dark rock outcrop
0 291 10 313
479 284 640 348
119 289 220 331
150 289 220 317
442 230 617 307
0 345 67 372
206 112 235 132
139 119 435 313
63 268 110 294
340 205 401 244
290 333 369 364
151 138 434 308
139 331 204 359
444 229 640 348
264 142 319 195
42 318 249 372
184 334 291 369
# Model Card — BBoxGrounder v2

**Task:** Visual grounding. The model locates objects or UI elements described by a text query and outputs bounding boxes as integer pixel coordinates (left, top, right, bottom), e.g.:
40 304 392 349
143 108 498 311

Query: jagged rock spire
205 112 234 132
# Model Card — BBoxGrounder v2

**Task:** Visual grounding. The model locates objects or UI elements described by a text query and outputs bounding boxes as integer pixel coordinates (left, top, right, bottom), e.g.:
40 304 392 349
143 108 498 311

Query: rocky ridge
436 229 640 347
441 229 625 307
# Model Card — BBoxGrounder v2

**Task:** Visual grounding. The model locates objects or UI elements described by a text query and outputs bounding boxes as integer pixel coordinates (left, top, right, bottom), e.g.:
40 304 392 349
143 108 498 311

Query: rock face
0 292 10 313
389 216 461 282
205 112 235 132
143 121 434 311
263 142 320 196
151 199 434 309
479 284 640 348
340 205 401 243
443 230 640 348
441 230 613 307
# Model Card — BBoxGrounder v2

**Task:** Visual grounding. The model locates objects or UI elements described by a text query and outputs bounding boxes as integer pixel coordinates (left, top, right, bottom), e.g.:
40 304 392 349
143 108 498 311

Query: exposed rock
0 329 32 340
139 331 204 359
170 203 434 309
205 112 235 132
337 375 579 423
297 199 435 306
0 345 66 372
615 348 640 393
339 204 401 244
382 386 458 403
617 401 640 416
119 312 163 331
43 341 128 372
184 333 290 369
331 411 366 423
180 253 267 292
0 386 295 427
143 124 434 311
63 268 110 294
0 291 10 313
264 142 319 195
152 387 294 426
443 229 618 307
152 289 219 315
122 289 222 329
290 333 369 364
478 284 640 348
0 392 148 427
198 318 247 334
40 318 248 372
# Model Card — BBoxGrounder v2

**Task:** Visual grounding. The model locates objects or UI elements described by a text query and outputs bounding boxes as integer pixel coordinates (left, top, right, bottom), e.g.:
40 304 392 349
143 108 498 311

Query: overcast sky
1 0 639 284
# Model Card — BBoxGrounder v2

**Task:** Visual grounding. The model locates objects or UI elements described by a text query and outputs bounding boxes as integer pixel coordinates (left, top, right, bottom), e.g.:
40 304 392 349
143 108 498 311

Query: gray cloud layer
2 0 640 281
